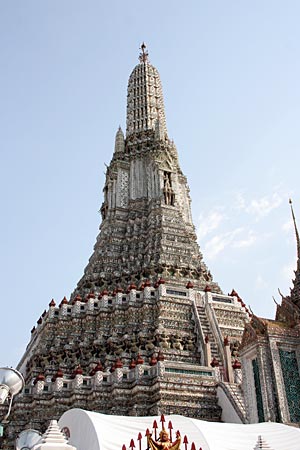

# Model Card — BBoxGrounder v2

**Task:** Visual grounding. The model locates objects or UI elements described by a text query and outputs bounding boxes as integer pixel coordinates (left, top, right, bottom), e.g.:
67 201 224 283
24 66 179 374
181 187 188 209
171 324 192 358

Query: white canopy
58 409 300 450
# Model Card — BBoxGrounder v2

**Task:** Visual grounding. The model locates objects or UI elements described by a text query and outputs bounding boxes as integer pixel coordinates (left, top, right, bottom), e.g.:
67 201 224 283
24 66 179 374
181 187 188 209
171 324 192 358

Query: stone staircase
218 381 247 423
197 305 224 370
159 372 222 421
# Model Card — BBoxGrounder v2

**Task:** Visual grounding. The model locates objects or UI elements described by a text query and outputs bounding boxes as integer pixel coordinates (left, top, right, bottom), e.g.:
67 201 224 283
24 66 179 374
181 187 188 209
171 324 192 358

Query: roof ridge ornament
139 42 149 63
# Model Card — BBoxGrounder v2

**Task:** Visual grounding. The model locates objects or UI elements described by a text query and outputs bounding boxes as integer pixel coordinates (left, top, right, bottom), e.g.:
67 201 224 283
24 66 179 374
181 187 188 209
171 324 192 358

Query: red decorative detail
210 357 219 368
56 368 63 378
37 317 42 325
60 296 68 306
149 355 157 366
129 359 136 369
145 429 150 436
183 435 188 450
102 289 108 296
98 294 103 300
157 351 165 361
232 359 242 370
34 373 45 384
160 414 165 426
122 445 126 450
129 439 135 450
230 289 239 297
158 278 165 285
52 368 64 381
136 354 144 365
168 420 173 441
137 432 142 450
204 285 211 292
49 299 56 307
153 420 158 440
90 368 96 376
110 364 116 373
116 287 123 293
129 283 137 290
224 336 229 346
230 289 245 309
115 358 123 369
144 279 151 287
176 430 181 436
186 281 194 289
74 365 83 376
191 443 196 450
94 362 103 372
139 283 145 291
154 282 159 288
205 335 209 344
87 292 95 299
75 294 82 302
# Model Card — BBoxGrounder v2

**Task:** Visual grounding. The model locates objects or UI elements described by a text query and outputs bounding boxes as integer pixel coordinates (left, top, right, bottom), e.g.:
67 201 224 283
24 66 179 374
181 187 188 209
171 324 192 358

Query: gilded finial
289 198 300 260
139 42 149 63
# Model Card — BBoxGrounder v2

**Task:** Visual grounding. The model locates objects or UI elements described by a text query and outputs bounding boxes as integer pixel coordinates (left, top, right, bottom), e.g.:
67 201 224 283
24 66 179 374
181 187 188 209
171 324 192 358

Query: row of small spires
32 350 241 385
33 352 165 383
31 284 250 333
121 405 272 450
122 414 201 450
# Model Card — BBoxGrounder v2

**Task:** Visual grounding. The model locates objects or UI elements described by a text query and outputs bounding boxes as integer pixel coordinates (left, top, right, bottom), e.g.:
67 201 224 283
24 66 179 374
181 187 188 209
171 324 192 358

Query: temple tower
74 43 220 296
2 46 251 447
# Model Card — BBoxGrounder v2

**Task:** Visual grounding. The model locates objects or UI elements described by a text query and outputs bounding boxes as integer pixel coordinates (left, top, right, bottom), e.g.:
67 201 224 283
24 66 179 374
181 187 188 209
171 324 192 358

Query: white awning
58 409 300 450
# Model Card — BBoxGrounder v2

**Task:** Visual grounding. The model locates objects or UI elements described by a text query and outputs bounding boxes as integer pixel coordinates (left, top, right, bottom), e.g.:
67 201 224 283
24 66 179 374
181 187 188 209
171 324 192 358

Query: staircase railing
218 381 248 423
191 298 206 366
204 300 225 366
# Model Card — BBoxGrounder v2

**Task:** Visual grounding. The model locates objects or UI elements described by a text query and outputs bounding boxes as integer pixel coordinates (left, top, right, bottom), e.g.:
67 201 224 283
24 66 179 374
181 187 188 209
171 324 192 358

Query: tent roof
58 409 300 450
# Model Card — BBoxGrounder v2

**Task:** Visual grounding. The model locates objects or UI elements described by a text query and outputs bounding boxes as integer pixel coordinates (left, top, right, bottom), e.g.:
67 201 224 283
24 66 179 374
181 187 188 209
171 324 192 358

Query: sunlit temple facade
1 45 299 448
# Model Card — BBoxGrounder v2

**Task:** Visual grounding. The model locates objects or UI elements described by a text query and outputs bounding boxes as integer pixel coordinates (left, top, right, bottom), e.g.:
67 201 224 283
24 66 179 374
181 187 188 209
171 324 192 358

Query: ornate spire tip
139 42 149 63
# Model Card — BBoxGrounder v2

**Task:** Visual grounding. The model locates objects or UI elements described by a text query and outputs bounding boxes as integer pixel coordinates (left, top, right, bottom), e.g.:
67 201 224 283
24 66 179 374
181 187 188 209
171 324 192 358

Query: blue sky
1 1 300 367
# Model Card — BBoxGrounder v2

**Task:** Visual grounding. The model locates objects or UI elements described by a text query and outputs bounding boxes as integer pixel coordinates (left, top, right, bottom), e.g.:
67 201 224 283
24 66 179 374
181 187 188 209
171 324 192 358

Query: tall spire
289 199 300 260
289 199 300 307
126 43 167 138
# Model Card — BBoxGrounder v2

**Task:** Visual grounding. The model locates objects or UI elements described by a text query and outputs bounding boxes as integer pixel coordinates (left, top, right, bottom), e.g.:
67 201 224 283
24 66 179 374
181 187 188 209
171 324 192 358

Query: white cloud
255 275 268 289
204 227 244 259
235 192 283 220
282 219 293 233
203 226 259 260
233 230 257 248
197 210 224 240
